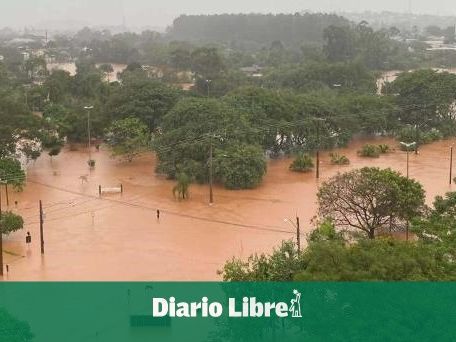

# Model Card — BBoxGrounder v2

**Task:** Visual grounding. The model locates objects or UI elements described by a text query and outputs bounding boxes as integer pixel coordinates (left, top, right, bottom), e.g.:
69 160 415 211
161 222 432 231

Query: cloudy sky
1 0 455 29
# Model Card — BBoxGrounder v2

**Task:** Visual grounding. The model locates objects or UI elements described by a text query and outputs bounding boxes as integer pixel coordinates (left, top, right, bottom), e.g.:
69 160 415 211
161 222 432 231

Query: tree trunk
368 228 375 239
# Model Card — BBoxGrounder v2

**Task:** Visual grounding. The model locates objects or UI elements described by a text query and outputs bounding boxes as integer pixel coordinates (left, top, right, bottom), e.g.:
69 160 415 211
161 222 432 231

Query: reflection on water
2 136 456 281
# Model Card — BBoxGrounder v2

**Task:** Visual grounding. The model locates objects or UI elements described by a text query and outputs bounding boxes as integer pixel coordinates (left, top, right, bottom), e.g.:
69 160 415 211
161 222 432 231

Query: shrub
290 153 314 172
422 128 443 144
329 152 350 165
378 144 390 153
396 127 443 146
358 144 380 158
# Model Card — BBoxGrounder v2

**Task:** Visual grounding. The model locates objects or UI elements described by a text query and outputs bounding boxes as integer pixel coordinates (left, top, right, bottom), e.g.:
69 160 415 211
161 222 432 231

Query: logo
152 290 302 319
289 289 302 318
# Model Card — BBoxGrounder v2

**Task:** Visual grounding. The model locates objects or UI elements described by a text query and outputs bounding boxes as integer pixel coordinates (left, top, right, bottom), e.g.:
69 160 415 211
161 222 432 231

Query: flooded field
2 136 456 281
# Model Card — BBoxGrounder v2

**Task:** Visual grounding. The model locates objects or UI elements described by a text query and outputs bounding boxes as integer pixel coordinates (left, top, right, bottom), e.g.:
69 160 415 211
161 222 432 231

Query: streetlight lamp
284 217 301 253
84 106 94 167
205 79 212 97
400 141 416 178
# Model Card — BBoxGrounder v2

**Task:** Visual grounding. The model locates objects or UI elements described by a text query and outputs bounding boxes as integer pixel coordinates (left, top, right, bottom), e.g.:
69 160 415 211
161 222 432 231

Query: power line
27 179 299 236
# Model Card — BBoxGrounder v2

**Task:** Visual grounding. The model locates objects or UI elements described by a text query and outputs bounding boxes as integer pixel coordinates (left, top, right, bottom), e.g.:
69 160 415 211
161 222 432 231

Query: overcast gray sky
1 0 456 29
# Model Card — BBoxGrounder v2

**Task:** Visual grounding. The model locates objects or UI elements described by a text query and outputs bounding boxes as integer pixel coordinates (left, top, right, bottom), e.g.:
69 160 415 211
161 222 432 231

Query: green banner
1 282 455 341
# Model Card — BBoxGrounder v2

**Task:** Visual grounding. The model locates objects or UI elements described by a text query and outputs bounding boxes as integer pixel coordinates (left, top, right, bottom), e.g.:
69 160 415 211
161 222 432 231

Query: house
240 64 263 77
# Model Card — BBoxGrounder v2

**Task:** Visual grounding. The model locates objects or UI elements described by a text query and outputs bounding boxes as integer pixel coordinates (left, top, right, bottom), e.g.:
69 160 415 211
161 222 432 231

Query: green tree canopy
0 157 26 191
104 117 150 162
214 143 266 189
154 97 257 183
0 211 24 235
318 167 425 239
105 77 180 131
390 69 456 137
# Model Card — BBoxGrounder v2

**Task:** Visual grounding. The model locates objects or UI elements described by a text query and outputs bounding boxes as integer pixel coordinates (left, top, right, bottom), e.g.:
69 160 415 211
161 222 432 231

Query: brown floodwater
2 136 456 281
47 62 127 82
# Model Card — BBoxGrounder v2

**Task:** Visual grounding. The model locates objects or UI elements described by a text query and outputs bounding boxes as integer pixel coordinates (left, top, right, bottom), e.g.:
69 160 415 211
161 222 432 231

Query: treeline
168 13 349 47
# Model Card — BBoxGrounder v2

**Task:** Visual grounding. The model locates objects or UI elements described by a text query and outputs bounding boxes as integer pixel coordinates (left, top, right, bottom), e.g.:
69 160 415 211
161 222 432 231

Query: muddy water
47 63 127 82
377 68 456 94
2 136 456 281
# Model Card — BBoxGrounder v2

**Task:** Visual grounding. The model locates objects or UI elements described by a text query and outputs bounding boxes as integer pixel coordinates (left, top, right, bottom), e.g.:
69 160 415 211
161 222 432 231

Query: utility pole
39 200 44 254
406 149 410 179
284 217 301 253
296 216 301 254
316 120 320 179
5 183 9 207
450 146 454 185
209 136 214 205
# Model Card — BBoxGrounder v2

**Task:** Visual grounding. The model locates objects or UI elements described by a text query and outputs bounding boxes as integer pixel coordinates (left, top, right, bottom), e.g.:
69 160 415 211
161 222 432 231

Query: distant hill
167 13 350 47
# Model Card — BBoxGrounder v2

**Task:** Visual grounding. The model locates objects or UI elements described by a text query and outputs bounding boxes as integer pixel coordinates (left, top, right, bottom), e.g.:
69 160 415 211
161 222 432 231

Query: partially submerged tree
0 157 26 191
0 211 24 235
41 132 64 159
318 167 425 239
104 117 150 162
289 153 314 172
172 173 192 200
214 144 266 189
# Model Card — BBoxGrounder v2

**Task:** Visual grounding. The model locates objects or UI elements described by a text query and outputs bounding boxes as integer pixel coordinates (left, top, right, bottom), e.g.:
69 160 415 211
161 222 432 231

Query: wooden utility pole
209 136 214 205
39 200 44 254
296 216 301 254
406 149 410 179
5 183 8 206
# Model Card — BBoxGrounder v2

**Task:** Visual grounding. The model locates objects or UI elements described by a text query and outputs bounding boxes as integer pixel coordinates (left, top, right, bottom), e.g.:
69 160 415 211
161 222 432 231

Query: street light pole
39 200 44 254
84 105 94 163
284 217 301 253
209 136 214 205
450 146 454 185
206 79 211 97
406 149 410 178
400 142 416 179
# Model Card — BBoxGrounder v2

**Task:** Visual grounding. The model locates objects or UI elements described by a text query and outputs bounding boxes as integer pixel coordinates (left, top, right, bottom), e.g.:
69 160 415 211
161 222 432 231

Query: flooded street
2 136 456 281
